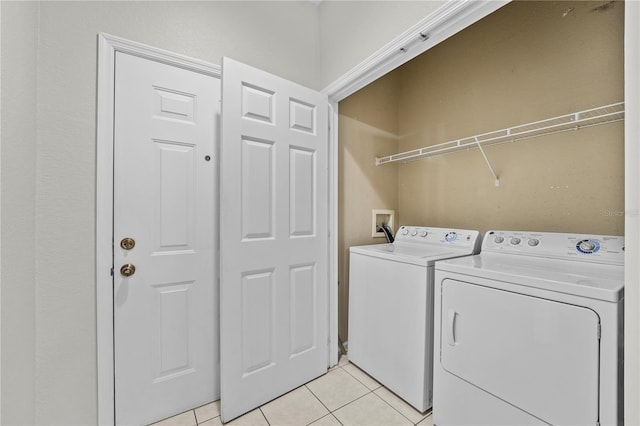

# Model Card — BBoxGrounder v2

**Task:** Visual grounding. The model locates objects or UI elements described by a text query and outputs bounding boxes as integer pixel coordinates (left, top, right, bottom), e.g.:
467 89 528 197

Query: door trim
96 33 221 426
321 0 509 102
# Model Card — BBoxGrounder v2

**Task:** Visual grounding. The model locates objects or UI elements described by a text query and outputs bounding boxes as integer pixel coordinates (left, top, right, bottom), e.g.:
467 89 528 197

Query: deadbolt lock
120 264 136 277
120 237 136 250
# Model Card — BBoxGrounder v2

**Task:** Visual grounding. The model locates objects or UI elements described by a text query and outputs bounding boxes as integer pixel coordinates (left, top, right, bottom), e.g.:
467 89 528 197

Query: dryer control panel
396 226 481 252
483 230 624 265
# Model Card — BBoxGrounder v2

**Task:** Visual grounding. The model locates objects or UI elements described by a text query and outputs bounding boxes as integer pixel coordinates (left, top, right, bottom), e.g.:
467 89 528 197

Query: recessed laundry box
347 226 480 412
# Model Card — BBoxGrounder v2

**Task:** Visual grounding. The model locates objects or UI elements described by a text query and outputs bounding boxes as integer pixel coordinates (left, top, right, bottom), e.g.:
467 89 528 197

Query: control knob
528 238 539 247
402 228 409 235
445 231 457 242
510 237 521 245
411 230 418 236
579 240 596 252
494 236 504 244
421 231 428 237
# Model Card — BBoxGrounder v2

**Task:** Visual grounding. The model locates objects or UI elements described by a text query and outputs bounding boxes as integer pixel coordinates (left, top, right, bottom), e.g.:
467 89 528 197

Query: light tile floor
151 355 433 426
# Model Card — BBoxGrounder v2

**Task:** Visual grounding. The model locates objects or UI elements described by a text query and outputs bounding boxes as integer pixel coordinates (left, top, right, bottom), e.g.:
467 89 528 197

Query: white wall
0 2 38 425
2 2 321 424
318 0 445 88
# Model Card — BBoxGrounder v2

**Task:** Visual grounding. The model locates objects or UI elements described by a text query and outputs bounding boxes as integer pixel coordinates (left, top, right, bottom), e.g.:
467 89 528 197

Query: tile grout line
342 362 425 424
258 406 272 426
368 390 422 426
340 363 383 392
303 383 342 423
324 388 376 415
341 362 431 426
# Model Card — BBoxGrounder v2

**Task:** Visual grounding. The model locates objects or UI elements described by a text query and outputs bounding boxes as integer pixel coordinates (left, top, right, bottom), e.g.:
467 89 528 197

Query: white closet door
113 52 219 425
220 57 329 422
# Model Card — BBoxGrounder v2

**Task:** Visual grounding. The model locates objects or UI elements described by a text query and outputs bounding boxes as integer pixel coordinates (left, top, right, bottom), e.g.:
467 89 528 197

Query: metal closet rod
375 102 625 171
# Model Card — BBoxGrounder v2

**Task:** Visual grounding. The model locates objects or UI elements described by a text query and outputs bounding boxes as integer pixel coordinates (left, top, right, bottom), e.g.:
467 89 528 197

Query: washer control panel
396 226 480 251
483 230 624 264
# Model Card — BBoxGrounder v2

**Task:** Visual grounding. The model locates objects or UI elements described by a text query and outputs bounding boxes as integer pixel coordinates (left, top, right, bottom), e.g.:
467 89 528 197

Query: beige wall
397 0 624 236
337 72 400 342
338 0 624 340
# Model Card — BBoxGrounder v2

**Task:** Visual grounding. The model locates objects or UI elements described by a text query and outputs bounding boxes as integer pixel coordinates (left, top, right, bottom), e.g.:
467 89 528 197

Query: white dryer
348 226 480 412
433 230 624 426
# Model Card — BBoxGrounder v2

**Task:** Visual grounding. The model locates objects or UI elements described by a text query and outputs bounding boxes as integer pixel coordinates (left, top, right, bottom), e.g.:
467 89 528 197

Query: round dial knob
445 232 457 242
494 236 504 244
411 230 418 236
528 238 539 247
579 240 596 252
402 228 409 235
510 237 521 245
421 231 428 237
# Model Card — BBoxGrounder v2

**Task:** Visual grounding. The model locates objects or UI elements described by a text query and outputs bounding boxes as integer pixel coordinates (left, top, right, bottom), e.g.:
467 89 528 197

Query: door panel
220 57 328 422
440 279 600 425
113 52 220 425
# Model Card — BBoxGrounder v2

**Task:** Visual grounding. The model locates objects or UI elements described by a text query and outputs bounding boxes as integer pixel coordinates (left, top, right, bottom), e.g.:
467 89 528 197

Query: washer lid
350 225 481 266
351 243 465 266
436 253 624 302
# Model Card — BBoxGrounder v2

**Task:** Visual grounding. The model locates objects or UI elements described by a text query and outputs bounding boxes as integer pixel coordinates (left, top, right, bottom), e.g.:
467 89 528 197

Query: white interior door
113 52 220 425
220 57 329 422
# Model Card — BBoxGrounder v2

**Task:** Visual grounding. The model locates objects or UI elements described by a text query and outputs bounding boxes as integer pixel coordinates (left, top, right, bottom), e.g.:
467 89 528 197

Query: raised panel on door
290 263 317 356
241 138 275 240
113 52 219 425
440 279 599 425
290 147 316 237
220 57 328 422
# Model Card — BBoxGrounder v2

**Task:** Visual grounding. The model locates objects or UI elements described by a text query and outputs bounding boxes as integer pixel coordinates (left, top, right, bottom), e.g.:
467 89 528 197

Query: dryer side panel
440 279 600 426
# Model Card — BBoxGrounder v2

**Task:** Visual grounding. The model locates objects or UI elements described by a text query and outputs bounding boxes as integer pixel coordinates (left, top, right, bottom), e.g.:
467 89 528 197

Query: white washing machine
433 230 624 426
348 226 481 412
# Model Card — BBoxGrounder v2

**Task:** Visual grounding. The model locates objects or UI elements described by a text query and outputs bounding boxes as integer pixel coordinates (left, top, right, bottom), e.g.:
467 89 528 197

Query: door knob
120 237 135 250
120 264 136 277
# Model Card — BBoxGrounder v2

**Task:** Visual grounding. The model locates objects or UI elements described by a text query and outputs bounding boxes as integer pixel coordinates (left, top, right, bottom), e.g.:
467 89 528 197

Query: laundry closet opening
337 0 624 344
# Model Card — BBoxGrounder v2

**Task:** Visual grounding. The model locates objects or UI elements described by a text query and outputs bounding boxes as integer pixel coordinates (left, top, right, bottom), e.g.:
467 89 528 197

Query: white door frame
95 33 222 425
624 1 640 423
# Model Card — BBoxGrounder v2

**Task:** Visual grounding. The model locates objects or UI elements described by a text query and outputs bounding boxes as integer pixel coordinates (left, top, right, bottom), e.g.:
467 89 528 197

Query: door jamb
95 33 221 425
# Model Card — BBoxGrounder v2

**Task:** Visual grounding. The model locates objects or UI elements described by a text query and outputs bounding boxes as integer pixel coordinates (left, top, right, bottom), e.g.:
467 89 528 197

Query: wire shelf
375 102 625 166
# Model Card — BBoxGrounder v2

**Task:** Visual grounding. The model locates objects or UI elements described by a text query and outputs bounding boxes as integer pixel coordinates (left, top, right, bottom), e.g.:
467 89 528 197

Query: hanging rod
376 102 625 166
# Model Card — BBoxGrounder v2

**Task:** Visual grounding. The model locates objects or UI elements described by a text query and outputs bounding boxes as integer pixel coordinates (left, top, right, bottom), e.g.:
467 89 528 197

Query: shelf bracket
475 137 500 187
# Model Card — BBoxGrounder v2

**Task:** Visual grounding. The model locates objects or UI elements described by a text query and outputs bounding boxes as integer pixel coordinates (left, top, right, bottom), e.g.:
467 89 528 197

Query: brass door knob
120 237 135 250
120 264 136 277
